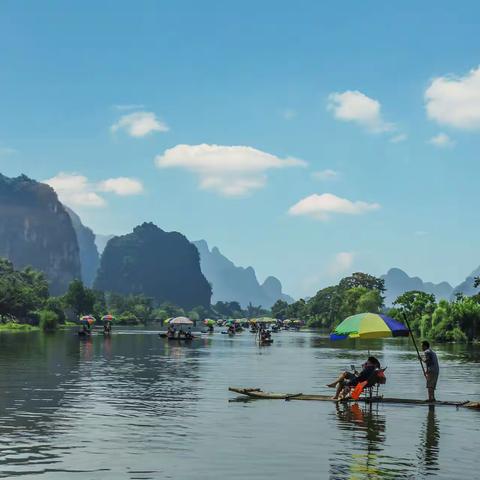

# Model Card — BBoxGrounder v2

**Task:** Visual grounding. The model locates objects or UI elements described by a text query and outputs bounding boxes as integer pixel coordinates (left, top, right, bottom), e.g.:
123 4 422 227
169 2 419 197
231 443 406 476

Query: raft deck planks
228 387 480 410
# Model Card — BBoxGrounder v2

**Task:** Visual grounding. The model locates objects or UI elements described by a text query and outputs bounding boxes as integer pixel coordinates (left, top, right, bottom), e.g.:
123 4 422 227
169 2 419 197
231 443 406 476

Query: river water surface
0 329 479 479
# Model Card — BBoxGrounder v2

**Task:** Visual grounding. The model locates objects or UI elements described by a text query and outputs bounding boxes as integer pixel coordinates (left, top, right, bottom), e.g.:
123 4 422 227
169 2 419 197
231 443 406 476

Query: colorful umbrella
102 314 115 322
80 315 96 325
257 317 276 323
170 316 193 325
330 313 409 340
204 319 215 326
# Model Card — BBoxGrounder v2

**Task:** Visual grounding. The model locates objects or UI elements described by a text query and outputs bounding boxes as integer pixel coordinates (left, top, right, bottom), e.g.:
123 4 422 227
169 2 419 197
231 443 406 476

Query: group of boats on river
76 314 301 347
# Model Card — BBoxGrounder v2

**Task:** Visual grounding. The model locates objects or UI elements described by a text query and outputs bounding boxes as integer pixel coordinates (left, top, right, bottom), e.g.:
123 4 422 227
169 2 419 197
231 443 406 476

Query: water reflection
0 332 207 477
417 406 440 475
330 403 387 479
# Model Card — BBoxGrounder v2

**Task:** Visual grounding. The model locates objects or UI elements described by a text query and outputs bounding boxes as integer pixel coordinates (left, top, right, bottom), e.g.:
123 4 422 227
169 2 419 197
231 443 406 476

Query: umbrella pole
402 313 426 377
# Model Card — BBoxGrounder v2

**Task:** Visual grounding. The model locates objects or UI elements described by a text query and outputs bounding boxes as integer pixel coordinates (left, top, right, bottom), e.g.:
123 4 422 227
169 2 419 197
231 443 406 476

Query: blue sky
1 1 479 297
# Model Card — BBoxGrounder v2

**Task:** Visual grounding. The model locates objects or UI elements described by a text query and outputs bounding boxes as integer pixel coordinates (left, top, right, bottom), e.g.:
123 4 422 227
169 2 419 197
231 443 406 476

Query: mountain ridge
193 239 293 308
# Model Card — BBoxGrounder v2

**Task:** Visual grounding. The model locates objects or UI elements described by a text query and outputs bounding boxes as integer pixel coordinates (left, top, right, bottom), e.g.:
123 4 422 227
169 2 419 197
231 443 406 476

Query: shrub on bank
38 309 59 332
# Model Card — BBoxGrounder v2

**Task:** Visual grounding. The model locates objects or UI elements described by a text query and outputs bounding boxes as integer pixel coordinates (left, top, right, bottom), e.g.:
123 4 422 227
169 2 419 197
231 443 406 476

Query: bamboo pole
402 312 426 377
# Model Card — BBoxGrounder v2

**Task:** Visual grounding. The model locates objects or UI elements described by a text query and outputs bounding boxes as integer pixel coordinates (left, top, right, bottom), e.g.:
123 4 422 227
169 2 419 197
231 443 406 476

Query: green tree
307 286 343 328
0 259 48 321
391 290 436 336
338 272 385 293
271 299 289 320
63 279 96 317
451 296 480 341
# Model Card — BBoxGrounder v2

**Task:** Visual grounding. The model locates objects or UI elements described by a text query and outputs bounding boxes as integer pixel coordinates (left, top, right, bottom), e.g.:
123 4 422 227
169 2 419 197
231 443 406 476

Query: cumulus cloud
288 193 380 221
111 111 169 137
155 144 306 196
425 66 480 130
44 173 144 208
312 169 339 181
98 177 144 195
44 173 106 208
428 132 455 148
328 252 355 276
327 90 394 133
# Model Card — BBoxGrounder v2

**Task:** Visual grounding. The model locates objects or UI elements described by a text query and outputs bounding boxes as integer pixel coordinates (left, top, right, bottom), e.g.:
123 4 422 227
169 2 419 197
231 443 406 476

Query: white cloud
288 193 380 221
328 252 355 276
44 173 144 208
98 177 144 196
390 133 408 143
155 144 306 196
312 169 339 181
428 132 455 148
327 90 394 133
44 173 106 208
111 111 169 137
425 66 480 130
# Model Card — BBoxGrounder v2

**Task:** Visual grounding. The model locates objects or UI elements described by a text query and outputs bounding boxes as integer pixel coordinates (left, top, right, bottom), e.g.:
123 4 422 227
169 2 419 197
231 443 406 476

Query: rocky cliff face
0 174 81 294
94 223 211 309
381 268 453 305
65 207 99 287
193 239 293 308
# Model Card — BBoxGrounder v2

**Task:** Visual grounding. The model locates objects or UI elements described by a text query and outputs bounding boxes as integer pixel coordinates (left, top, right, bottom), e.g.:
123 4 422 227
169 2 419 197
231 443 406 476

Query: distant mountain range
1 173 478 307
193 240 293 308
381 267 480 305
452 266 480 298
381 268 453 305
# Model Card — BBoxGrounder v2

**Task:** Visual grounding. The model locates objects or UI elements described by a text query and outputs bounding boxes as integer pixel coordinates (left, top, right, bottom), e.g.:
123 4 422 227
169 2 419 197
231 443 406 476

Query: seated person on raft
327 356 382 400
260 329 271 342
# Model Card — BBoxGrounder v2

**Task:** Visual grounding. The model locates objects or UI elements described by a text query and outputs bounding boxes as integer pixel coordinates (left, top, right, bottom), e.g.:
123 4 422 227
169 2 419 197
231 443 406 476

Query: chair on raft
351 367 387 401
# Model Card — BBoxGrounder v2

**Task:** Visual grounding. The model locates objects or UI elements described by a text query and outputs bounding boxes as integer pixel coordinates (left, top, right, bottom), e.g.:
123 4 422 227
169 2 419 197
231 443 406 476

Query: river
0 328 478 479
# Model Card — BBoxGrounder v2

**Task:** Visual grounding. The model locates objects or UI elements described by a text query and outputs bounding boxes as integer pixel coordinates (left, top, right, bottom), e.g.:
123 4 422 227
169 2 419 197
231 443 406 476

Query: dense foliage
272 273 385 328
1 258 479 342
272 272 480 343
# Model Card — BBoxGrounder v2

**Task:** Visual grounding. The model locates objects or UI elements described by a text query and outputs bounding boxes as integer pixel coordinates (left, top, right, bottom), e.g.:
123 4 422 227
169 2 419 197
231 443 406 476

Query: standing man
421 341 439 402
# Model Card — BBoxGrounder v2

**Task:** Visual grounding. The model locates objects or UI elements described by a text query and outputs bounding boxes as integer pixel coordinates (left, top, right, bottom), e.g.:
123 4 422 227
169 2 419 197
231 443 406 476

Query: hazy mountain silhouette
193 239 293 308
65 207 99 287
452 266 480 298
381 268 453 305
94 223 211 309
0 174 81 294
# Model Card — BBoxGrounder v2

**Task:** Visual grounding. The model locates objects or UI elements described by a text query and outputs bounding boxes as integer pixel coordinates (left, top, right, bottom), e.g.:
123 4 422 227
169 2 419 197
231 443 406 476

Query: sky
1 0 479 298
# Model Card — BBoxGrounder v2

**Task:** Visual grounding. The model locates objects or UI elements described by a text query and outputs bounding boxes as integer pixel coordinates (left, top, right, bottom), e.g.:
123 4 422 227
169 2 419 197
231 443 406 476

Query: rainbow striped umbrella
330 313 409 340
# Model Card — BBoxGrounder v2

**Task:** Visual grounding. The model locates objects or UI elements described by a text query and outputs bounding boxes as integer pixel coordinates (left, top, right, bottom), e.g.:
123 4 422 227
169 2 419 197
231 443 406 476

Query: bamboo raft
228 387 480 410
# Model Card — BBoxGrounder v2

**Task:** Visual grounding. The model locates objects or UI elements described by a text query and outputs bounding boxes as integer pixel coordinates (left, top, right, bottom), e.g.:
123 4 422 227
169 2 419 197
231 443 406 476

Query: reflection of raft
228 387 480 410
260 339 273 345
77 331 92 337
158 333 194 341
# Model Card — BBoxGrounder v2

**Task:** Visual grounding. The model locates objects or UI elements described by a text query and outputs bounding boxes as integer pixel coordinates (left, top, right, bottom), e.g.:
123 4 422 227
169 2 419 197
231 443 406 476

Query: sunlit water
0 329 479 479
